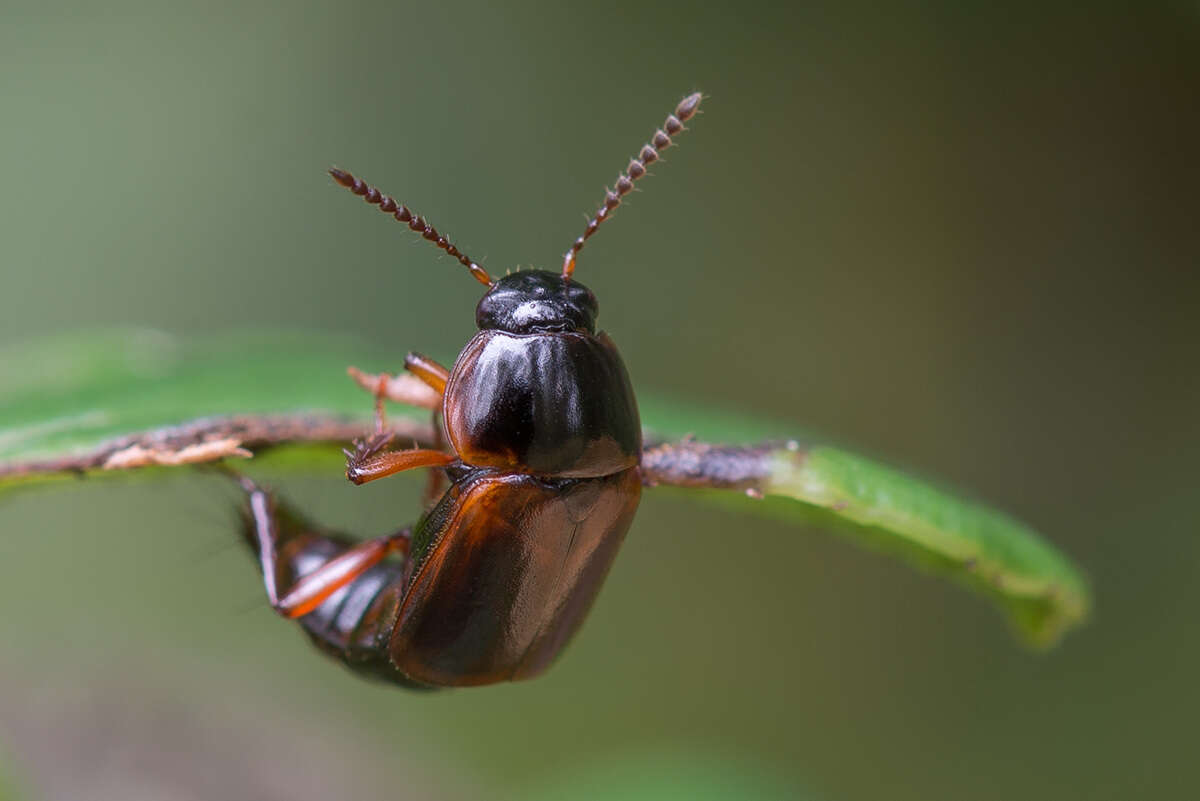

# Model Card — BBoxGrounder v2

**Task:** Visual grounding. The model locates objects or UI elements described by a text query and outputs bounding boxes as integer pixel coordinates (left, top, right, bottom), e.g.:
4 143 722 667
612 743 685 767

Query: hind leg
231 473 425 685
237 474 409 617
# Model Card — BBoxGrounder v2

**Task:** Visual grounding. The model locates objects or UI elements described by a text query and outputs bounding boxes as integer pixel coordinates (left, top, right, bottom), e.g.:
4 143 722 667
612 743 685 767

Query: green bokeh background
1 2 1197 799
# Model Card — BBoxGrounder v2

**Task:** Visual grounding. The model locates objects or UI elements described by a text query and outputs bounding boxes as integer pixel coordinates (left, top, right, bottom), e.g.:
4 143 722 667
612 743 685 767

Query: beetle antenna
329 167 494 288
561 91 703 281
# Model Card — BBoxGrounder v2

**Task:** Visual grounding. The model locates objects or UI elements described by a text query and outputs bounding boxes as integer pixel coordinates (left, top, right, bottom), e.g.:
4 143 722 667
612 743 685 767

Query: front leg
347 367 440 434
401 352 449 394
346 352 451 416
344 430 455 485
347 352 456 499
399 352 454 504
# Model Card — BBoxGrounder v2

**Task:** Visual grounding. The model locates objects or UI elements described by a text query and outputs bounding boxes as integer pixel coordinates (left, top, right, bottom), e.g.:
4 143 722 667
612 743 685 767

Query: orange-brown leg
346 353 455 495
396 354 453 504
403 352 450 394
347 366 441 416
346 352 450 411
422 410 450 507
351 353 453 501
348 357 451 419
239 474 410 619
344 431 456 485
346 353 450 435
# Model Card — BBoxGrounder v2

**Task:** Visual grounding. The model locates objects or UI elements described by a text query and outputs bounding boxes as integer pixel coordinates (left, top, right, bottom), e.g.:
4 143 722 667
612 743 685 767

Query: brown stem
0 414 435 480
639 440 775 493
0 413 783 496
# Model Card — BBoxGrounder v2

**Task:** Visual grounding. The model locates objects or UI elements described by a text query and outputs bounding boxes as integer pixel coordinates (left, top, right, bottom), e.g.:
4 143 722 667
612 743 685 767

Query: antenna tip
328 167 354 187
676 92 703 121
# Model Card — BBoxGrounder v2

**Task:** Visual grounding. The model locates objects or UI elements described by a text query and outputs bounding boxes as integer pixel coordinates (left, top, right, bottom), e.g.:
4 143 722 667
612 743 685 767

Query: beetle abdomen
390 467 642 686
444 330 641 478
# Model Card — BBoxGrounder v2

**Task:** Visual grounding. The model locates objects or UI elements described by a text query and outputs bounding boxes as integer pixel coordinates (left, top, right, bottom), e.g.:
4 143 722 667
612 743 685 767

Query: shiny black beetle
236 92 702 688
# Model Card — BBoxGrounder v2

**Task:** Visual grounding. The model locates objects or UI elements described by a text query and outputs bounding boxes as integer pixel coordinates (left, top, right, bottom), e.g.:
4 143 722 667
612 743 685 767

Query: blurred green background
1 1 1197 799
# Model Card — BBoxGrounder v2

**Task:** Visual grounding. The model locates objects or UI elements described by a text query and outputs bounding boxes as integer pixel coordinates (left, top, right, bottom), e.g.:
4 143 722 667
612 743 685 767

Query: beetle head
475 270 598 334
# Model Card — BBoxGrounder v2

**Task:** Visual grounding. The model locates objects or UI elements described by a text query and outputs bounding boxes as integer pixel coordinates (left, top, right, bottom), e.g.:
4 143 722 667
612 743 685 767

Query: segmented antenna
328 168 493 287
561 92 703 281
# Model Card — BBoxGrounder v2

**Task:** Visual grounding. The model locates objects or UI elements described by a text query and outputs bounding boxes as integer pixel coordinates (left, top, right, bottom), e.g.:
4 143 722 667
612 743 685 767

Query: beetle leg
231 474 431 688
396 352 453 503
344 430 456 485
347 366 441 413
403 352 450 395
423 409 450 507
236 474 410 619
348 354 455 499
401 353 453 503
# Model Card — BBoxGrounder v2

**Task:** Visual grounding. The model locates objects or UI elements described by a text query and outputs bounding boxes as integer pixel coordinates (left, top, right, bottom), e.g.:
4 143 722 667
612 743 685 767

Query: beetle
234 92 704 688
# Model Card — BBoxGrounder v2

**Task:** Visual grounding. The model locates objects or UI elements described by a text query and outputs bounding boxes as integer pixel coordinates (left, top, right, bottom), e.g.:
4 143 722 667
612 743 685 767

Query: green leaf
0 328 396 462
0 329 1089 646
763 446 1087 647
